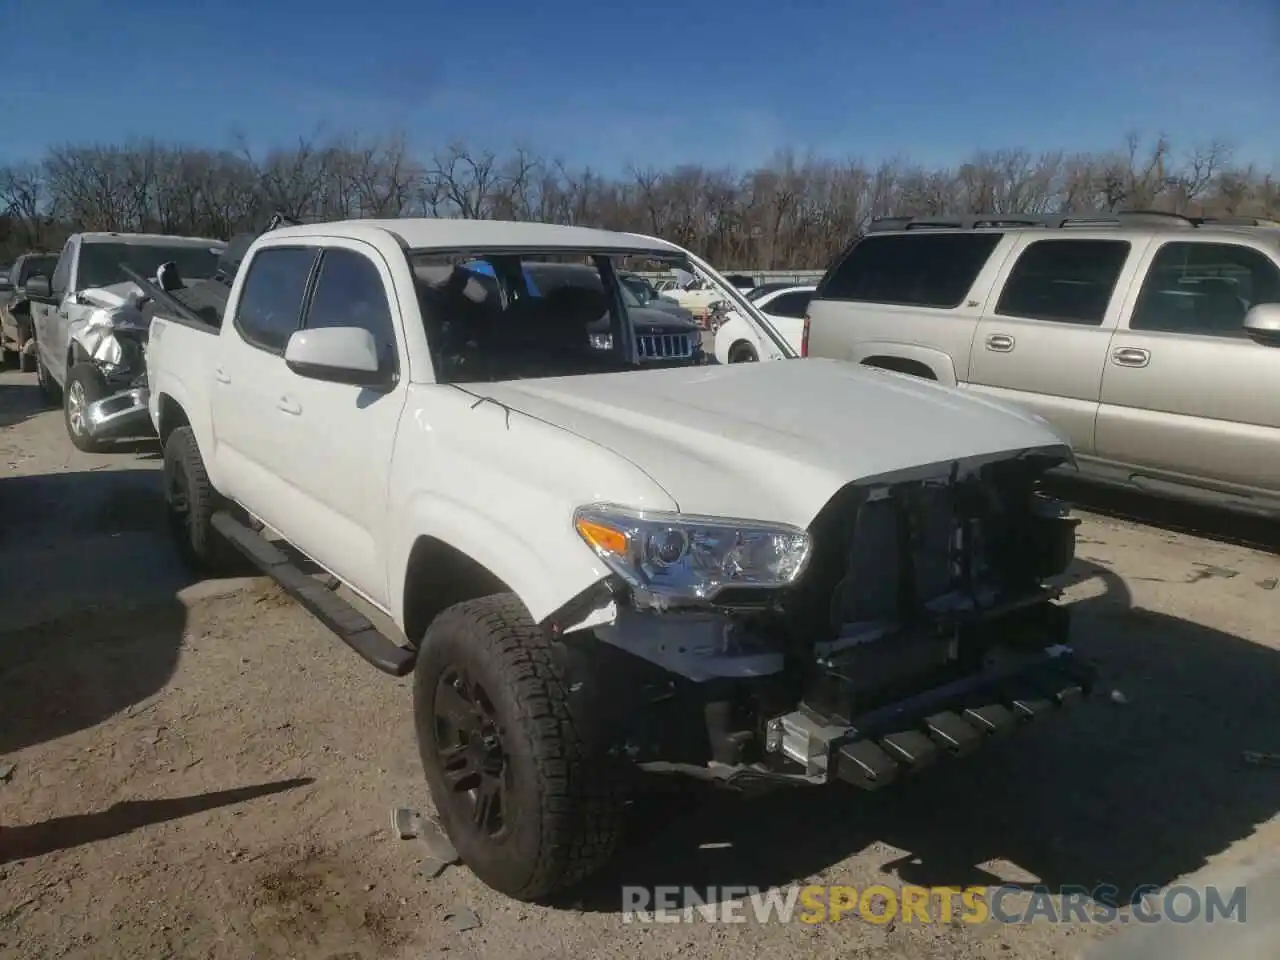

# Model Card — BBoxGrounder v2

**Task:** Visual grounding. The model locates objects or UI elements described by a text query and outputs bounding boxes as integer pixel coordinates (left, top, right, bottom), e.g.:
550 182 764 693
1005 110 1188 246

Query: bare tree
3 130 1278 267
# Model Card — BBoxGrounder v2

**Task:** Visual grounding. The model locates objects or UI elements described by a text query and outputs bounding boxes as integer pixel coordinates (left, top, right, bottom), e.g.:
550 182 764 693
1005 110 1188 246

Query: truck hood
466 358 1072 526
79 280 143 310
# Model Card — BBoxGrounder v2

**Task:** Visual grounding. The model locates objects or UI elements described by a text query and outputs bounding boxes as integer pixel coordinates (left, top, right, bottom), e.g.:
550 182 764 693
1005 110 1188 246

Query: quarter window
819 233 1002 308
765 291 812 318
304 248 398 369
1129 242 1280 337
995 239 1130 326
233 247 318 352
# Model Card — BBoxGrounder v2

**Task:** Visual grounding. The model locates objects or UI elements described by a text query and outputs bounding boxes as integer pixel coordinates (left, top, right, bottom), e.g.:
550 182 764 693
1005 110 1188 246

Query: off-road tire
414 593 626 901
64 362 110 452
728 341 758 363
163 426 234 572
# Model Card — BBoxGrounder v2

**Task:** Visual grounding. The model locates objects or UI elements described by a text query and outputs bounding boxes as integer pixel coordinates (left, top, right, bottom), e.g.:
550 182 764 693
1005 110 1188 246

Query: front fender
849 340 958 386
388 492 611 628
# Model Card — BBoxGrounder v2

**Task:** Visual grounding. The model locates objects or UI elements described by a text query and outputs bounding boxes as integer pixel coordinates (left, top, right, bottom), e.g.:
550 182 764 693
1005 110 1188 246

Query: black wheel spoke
439 743 481 792
432 666 511 838
472 775 503 831
436 677 477 729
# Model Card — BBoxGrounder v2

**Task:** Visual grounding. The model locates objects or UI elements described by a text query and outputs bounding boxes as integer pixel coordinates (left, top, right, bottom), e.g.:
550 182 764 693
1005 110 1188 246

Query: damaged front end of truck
73 294 154 441
553 446 1095 791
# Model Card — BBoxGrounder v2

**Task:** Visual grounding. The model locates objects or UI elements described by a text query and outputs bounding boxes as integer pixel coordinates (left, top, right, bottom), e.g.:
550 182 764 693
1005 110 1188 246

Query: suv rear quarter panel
806 232 1019 383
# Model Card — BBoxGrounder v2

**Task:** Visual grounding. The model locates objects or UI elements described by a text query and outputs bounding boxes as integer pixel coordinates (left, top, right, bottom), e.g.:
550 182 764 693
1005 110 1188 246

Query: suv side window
1130 242 1280 338
50 241 74 297
995 239 1130 326
303 248 398 370
234 247 319 353
819 233 1002 309
765 290 812 318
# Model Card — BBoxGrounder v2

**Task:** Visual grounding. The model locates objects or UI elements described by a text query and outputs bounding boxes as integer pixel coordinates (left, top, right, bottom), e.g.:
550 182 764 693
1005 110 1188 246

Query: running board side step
210 511 416 677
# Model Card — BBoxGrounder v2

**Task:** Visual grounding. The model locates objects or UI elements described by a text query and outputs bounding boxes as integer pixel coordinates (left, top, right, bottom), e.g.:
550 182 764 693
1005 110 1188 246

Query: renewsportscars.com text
621 883 1247 925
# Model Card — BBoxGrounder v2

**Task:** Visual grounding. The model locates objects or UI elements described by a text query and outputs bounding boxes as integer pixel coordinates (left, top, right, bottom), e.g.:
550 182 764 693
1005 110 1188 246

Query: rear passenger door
211 244 320 521
966 237 1145 456
1094 240 1280 499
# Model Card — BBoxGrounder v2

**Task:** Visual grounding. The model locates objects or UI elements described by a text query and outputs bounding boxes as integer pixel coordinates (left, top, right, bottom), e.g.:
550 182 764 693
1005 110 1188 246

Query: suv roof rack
864 210 1279 234
1192 215 1280 228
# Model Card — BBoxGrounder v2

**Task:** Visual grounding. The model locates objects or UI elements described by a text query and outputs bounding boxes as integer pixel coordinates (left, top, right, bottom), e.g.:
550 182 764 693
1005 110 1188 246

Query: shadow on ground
572 555 1280 912
0 378 51 429
0 777 315 865
0 467 260 753
0 600 190 756
1048 476 1280 554
0 466 167 545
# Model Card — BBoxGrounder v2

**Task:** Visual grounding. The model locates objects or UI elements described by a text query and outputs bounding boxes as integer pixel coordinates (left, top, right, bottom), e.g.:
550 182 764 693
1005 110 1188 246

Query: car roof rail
863 209 1242 234
1192 215 1280 228
1111 210 1197 228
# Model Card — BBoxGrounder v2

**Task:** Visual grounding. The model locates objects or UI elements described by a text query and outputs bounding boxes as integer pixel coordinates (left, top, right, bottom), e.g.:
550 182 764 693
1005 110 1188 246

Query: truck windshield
410 249 706 383
77 242 223 291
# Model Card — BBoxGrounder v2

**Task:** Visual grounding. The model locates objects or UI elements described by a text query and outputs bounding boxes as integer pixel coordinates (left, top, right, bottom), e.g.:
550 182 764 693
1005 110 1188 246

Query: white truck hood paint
465 358 1072 526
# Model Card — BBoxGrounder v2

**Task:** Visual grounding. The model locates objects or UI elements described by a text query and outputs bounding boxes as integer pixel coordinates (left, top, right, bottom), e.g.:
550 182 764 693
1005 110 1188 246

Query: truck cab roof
264 218 684 256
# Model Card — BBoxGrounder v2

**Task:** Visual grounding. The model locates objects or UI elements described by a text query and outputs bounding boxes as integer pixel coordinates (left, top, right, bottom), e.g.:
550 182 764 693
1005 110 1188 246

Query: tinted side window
820 233 1002 308
996 239 1130 326
304 248 398 369
234 247 318 353
766 291 812 318
51 242 74 296
1130 242 1280 337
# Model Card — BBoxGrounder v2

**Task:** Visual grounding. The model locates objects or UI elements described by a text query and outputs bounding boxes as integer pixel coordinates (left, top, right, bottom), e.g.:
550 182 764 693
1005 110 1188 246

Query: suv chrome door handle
985 333 1015 352
1112 347 1150 368
277 396 301 416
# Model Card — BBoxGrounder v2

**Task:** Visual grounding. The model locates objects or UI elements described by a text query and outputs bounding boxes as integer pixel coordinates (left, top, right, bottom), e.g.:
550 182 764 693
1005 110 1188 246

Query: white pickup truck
143 217 1095 901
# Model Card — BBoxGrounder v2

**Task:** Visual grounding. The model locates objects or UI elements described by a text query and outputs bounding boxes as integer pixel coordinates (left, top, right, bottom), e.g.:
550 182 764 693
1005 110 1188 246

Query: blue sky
2 0 1276 173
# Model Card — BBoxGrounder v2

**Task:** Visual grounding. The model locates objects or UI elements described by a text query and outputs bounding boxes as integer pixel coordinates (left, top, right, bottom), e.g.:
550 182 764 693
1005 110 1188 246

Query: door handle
985 333 1015 352
276 396 302 416
1112 347 1151 368
214 367 231 384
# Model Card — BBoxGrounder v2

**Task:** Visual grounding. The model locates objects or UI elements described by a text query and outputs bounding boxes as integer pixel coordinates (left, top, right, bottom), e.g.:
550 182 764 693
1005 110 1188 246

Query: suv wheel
728 341 758 363
414 593 625 901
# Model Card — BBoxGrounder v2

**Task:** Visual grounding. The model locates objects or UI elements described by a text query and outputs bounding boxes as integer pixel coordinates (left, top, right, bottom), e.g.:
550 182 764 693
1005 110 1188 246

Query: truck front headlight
573 503 812 602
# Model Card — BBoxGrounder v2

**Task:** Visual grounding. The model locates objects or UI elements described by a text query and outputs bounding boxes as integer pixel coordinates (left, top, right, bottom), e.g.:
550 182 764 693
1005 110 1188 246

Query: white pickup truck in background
142 216 1094 901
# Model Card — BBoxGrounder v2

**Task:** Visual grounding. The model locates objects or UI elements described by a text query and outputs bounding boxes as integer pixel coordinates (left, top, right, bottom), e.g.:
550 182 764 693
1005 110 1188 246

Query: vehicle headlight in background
588 332 613 350
573 503 812 603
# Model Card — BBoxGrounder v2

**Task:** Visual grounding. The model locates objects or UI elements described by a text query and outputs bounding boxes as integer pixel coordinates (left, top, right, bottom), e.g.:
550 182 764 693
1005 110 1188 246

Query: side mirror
24 275 51 299
284 327 394 388
1243 303 1280 347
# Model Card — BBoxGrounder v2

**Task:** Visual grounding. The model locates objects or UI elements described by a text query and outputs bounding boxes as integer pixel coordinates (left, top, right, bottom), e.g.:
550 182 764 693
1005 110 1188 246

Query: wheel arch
849 341 957 385
861 355 938 380
401 535 515 644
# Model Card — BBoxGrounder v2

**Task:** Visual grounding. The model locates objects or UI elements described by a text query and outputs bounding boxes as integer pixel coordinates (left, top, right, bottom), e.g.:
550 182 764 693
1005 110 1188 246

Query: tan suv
805 212 1280 516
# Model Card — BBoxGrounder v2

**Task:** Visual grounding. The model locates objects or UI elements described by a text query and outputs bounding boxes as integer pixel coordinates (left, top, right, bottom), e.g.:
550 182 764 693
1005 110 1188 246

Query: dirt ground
2 366 1279 960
